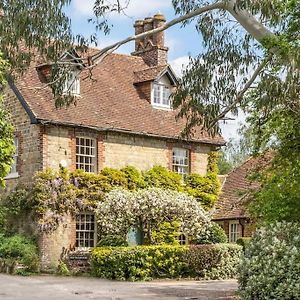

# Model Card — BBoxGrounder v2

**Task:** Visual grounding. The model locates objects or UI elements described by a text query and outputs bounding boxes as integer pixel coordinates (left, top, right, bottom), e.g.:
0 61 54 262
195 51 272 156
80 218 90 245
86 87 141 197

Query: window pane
76 137 97 173
172 148 189 176
76 213 96 249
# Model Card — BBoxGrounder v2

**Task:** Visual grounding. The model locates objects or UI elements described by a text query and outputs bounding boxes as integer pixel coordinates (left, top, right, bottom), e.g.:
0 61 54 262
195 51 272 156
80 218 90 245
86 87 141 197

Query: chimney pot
132 14 168 66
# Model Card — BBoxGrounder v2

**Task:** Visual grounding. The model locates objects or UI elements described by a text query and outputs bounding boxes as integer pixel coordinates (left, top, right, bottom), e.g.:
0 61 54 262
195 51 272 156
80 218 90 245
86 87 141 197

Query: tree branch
88 0 276 67
207 56 271 130
89 1 227 65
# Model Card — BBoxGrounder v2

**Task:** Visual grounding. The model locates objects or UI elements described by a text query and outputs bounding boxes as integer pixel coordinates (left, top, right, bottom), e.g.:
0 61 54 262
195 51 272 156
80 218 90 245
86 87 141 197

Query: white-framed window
76 137 97 173
6 136 19 179
178 233 187 245
63 69 80 96
172 148 190 176
229 221 240 243
76 213 97 249
152 83 171 109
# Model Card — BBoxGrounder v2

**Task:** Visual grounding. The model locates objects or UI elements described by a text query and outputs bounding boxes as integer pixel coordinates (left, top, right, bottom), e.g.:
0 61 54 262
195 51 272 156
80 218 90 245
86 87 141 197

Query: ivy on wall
0 152 221 232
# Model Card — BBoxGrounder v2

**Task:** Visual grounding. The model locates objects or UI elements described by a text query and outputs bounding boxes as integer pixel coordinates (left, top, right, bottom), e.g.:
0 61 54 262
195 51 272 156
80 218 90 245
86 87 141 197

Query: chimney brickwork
132 14 168 67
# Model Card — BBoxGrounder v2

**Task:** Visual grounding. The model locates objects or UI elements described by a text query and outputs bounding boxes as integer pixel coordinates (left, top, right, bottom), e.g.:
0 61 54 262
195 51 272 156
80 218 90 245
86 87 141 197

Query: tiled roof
12 50 225 145
133 65 168 83
212 153 273 220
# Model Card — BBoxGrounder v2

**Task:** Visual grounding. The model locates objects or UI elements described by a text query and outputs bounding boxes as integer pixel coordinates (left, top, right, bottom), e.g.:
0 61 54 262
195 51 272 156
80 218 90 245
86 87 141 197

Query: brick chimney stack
132 13 168 67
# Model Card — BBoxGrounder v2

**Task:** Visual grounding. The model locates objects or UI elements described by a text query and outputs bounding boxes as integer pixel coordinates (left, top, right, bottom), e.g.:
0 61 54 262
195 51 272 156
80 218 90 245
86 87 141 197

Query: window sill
5 173 19 180
152 104 172 111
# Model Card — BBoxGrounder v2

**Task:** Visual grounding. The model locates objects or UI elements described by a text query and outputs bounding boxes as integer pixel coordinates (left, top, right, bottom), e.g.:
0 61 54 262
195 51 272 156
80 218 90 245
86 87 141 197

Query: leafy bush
1 160 220 232
195 222 227 244
97 234 128 247
57 261 70 276
144 166 182 191
97 188 209 243
92 245 188 281
239 222 300 299
91 244 242 281
186 244 242 279
236 237 251 252
151 221 181 245
0 234 40 272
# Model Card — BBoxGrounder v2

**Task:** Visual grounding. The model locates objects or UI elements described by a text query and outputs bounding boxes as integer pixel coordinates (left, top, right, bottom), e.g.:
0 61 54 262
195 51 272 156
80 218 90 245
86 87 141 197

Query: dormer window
152 83 171 109
63 69 80 96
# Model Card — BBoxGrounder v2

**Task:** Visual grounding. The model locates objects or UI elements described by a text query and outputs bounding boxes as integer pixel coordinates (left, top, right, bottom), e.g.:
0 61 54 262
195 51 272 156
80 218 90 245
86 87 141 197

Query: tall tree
0 0 74 184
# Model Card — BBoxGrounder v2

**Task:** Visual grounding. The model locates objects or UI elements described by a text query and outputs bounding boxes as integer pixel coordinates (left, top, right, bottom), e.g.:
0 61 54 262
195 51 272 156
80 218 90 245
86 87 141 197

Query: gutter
8 81 38 124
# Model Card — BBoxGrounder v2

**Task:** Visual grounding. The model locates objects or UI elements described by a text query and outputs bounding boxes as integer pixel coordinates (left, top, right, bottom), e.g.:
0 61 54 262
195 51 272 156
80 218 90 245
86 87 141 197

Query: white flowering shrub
97 187 210 243
239 222 300 299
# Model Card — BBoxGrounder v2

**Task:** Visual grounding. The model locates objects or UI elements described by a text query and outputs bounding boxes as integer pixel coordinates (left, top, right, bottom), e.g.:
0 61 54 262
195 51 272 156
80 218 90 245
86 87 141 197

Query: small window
76 213 97 249
152 83 171 108
172 148 189 176
229 221 240 243
76 137 97 173
6 137 18 178
63 70 80 96
179 233 187 245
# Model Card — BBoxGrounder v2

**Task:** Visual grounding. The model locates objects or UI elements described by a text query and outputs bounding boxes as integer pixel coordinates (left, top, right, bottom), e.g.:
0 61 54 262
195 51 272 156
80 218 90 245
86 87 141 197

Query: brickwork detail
97 133 105 171
166 142 173 171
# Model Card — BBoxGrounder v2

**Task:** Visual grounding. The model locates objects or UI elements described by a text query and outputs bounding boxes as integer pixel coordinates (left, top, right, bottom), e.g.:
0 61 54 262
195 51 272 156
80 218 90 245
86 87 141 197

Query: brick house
212 154 272 242
3 14 224 269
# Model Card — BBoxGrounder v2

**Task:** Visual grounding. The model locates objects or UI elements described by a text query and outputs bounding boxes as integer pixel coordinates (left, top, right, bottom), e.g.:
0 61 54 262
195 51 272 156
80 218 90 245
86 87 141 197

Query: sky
65 0 245 142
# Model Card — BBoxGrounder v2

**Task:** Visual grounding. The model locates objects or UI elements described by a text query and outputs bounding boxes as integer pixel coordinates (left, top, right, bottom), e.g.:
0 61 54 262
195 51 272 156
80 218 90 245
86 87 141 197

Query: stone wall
103 132 169 171
4 90 42 191
43 127 212 175
38 214 76 271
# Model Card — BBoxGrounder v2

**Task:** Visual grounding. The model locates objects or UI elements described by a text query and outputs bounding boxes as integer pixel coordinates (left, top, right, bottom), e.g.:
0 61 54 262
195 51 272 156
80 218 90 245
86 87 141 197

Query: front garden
1 152 300 299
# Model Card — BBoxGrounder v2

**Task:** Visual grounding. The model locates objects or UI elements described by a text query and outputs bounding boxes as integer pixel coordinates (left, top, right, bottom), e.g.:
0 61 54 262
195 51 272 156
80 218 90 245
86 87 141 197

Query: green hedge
91 244 242 281
0 234 40 273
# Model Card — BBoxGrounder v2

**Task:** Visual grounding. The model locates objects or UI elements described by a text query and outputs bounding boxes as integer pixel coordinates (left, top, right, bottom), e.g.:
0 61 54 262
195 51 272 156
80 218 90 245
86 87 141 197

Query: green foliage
97 235 128 247
0 234 39 273
195 222 227 244
92 245 188 281
98 188 209 244
218 150 234 175
2 164 219 231
121 166 145 190
0 56 14 186
91 244 242 281
248 110 300 223
185 173 220 208
151 221 181 245
239 222 300 299
144 166 182 191
186 244 242 280
57 261 71 276
236 237 251 252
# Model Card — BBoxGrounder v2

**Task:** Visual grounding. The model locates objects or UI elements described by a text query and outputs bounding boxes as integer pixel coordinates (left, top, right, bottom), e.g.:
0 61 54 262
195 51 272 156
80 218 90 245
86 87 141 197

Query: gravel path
0 274 239 300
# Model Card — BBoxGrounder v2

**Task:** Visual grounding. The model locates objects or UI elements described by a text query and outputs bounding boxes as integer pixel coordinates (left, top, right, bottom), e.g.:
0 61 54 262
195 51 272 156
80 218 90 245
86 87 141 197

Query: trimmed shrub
195 222 227 244
92 245 188 281
91 244 242 281
97 234 128 247
186 244 242 279
239 222 300 299
0 234 40 273
236 237 251 252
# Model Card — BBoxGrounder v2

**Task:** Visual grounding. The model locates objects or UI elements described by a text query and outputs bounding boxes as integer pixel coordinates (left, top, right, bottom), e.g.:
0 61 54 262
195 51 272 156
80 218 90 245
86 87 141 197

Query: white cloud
72 0 171 18
170 56 190 77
